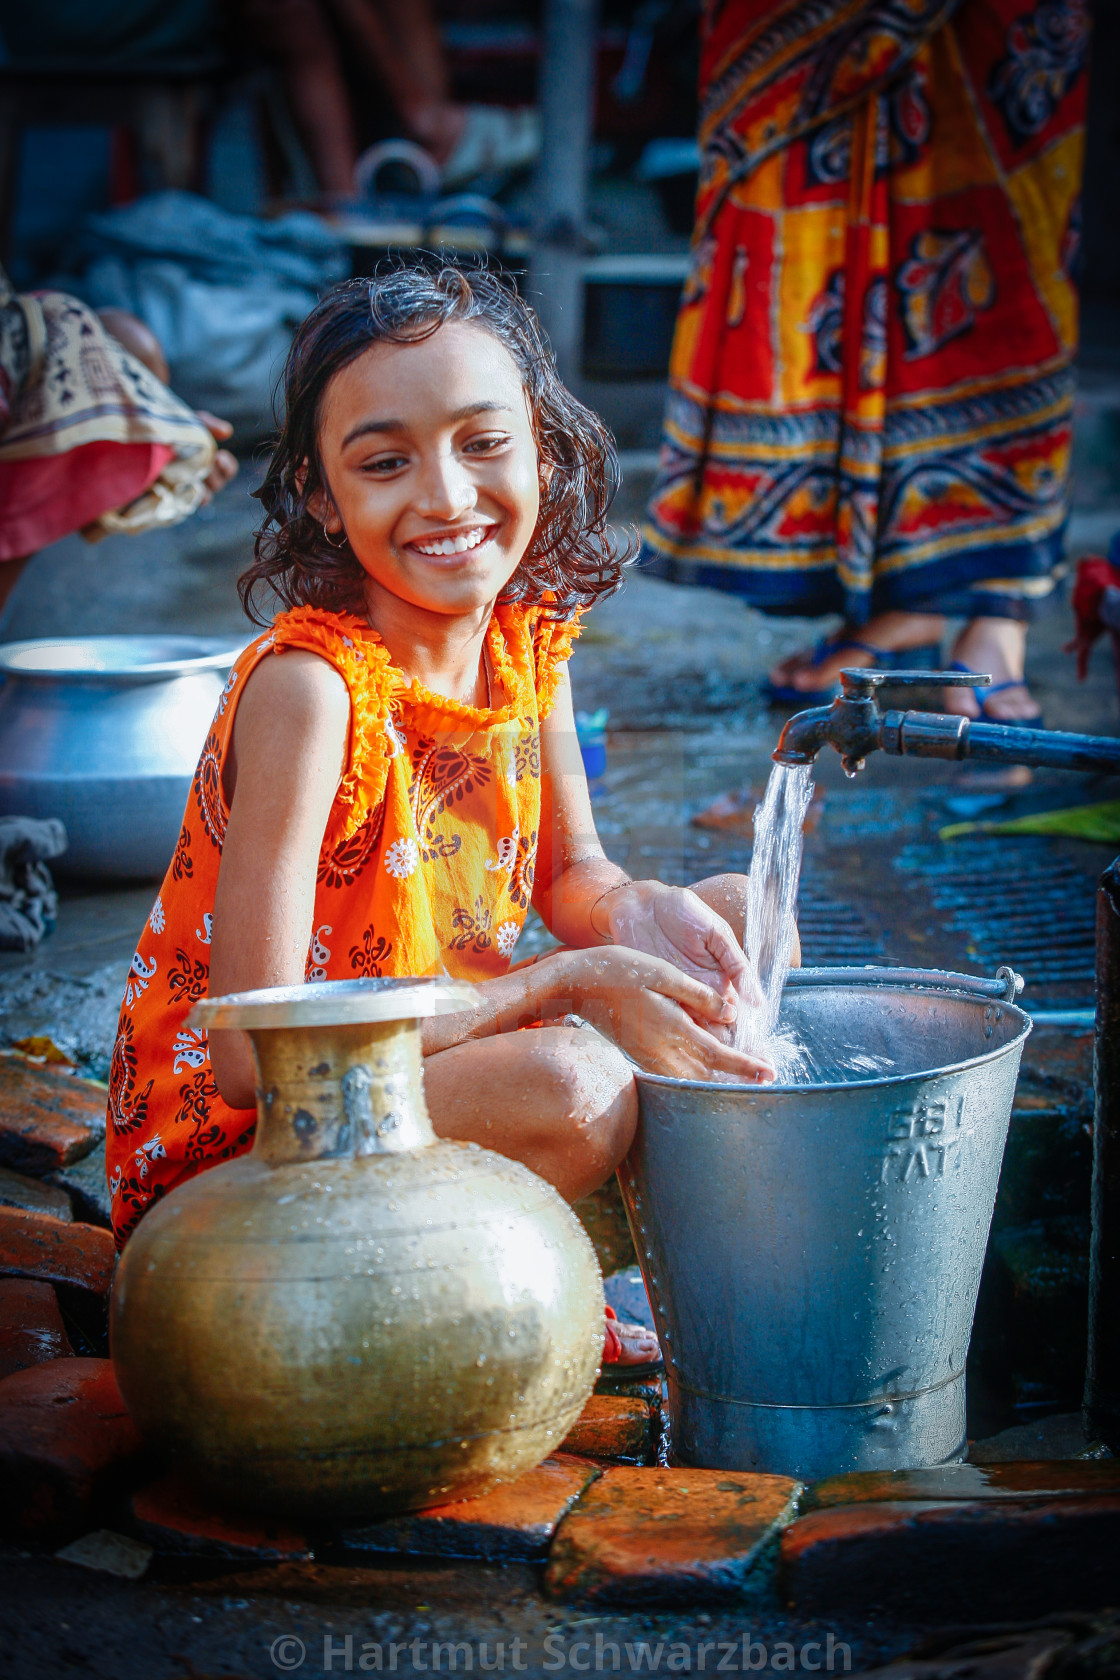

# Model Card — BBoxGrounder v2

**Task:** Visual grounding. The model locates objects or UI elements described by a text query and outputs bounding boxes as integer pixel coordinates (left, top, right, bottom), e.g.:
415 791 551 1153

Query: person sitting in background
0 273 239 616
242 0 540 198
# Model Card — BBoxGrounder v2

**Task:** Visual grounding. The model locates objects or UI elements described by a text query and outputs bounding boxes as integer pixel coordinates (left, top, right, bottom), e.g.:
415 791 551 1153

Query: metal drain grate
797 875 889 966
895 838 1098 999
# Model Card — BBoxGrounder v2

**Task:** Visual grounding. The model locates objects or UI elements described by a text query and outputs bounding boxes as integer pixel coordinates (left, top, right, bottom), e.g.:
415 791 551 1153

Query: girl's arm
207 651 351 1109
208 654 773 1093
532 667 757 1007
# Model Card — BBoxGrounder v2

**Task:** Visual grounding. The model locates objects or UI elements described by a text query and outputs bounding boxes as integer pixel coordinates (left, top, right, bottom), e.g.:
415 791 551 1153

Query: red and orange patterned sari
645 0 1088 622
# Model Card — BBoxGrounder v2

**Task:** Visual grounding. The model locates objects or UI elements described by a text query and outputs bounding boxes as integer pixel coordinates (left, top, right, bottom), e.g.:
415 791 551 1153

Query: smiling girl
106 267 776 1366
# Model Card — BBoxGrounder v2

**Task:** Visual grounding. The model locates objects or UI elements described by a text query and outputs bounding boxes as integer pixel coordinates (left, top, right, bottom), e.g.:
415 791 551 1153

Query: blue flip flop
764 635 943 706
947 663 1045 729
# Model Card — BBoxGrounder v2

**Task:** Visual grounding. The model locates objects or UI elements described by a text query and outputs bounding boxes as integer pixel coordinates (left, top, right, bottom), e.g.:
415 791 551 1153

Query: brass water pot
111 977 604 1519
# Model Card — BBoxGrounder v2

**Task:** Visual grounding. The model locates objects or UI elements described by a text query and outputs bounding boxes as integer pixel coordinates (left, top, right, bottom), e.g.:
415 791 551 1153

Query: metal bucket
618 966 1031 1481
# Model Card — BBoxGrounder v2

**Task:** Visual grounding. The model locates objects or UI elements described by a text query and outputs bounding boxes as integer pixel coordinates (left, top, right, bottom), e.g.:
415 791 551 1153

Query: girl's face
314 320 541 621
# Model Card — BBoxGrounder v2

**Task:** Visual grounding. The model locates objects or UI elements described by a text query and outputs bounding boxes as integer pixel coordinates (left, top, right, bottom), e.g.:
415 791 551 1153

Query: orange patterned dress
106 601 578 1247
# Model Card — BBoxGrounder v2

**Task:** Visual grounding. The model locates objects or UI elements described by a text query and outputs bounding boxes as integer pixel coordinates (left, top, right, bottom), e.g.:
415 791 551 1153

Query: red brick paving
0 1357 148 1539
0 1056 105 1175
131 1471 311 1561
545 1466 800 1604
0 1278 72 1378
781 1494 1120 1620
560 1394 655 1464
340 1453 602 1561
0 1165 72 1221
0 1206 115 1295
805 1458 1120 1509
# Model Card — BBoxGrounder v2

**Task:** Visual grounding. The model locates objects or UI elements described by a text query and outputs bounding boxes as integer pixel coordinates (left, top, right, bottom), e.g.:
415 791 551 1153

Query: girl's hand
592 880 763 1013
544 947 774 1083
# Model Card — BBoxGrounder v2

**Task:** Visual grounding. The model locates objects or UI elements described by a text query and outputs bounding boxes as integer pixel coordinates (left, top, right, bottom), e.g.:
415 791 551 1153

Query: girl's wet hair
242 263 635 625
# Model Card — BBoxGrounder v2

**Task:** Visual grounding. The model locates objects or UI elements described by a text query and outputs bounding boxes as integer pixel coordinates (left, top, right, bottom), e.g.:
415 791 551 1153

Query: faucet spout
772 703 837 767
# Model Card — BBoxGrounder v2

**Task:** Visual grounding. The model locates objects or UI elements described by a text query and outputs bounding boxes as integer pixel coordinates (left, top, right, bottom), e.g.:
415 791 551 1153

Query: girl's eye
362 454 409 474
463 433 510 454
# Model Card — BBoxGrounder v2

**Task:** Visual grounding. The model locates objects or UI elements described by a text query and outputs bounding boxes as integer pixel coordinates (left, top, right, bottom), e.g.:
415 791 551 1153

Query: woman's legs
766 612 1042 721
766 611 945 695
942 616 1041 722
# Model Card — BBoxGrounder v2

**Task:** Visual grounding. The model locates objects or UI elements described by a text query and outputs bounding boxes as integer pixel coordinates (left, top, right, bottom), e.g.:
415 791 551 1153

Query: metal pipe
1086 860 1120 1452
530 0 600 384
881 711 1120 774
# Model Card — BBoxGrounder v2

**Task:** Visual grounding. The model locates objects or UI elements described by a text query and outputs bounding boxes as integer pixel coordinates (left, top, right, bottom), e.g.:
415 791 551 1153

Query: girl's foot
767 612 945 697
943 619 1042 723
603 1306 661 1367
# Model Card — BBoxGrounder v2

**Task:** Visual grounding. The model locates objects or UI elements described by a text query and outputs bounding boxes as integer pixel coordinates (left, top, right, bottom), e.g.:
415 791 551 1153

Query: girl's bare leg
424 1024 637 1204
690 871 801 967
767 611 945 695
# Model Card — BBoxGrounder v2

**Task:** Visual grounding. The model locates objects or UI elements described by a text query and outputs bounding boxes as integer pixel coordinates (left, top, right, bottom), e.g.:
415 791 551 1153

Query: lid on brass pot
189 975 480 1031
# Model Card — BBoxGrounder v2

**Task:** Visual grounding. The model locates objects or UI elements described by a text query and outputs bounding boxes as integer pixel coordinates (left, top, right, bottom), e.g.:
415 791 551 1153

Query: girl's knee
689 871 749 939
541 1029 637 1197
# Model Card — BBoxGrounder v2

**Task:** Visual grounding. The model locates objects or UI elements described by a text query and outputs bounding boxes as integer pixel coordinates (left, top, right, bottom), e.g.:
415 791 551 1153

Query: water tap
772 669 1120 777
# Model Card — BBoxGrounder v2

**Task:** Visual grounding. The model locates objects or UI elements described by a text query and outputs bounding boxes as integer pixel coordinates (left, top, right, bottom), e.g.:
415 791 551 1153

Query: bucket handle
785 964 1024 1004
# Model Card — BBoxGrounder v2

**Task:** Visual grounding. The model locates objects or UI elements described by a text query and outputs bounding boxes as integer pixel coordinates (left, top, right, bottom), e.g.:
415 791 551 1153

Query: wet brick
804 1459 1120 1509
781 1496 1120 1620
560 1394 656 1464
0 1278 73 1378
0 1357 148 1539
544 1466 800 1605
0 1056 105 1175
131 1471 311 1561
0 1164 72 1221
338 1454 601 1562
0 1206 115 1295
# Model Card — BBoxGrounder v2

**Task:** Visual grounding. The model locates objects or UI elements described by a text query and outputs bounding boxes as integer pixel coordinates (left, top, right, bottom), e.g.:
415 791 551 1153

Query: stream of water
730 762 897 1084
733 763 815 1081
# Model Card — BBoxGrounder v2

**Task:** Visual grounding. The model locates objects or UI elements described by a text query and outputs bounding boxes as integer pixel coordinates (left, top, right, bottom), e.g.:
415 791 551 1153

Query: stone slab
0 1357 147 1539
131 1471 311 1561
781 1496 1120 1620
805 1458 1120 1509
0 1206 115 1295
560 1395 655 1464
0 1278 73 1378
338 1453 601 1562
0 1164 72 1221
545 1466 800 1605
0 1055 105 1175
56 1528 152 1579
48 1139 111 1229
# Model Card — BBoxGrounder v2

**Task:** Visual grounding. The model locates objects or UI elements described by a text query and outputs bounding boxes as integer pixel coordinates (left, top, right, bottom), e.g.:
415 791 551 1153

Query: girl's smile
314 321 540 623
405 520 497 560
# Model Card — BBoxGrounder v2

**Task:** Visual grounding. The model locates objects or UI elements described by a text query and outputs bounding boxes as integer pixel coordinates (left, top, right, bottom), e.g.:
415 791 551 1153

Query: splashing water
733 763 815 1082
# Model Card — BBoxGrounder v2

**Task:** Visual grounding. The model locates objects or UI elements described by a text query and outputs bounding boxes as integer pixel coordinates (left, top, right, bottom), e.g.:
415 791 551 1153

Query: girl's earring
323 525 347 550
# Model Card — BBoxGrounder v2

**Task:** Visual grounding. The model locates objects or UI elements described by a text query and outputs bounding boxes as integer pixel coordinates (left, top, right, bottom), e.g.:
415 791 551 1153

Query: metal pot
0 634 240 879
111 977 604 1519
618 966 1031 1481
